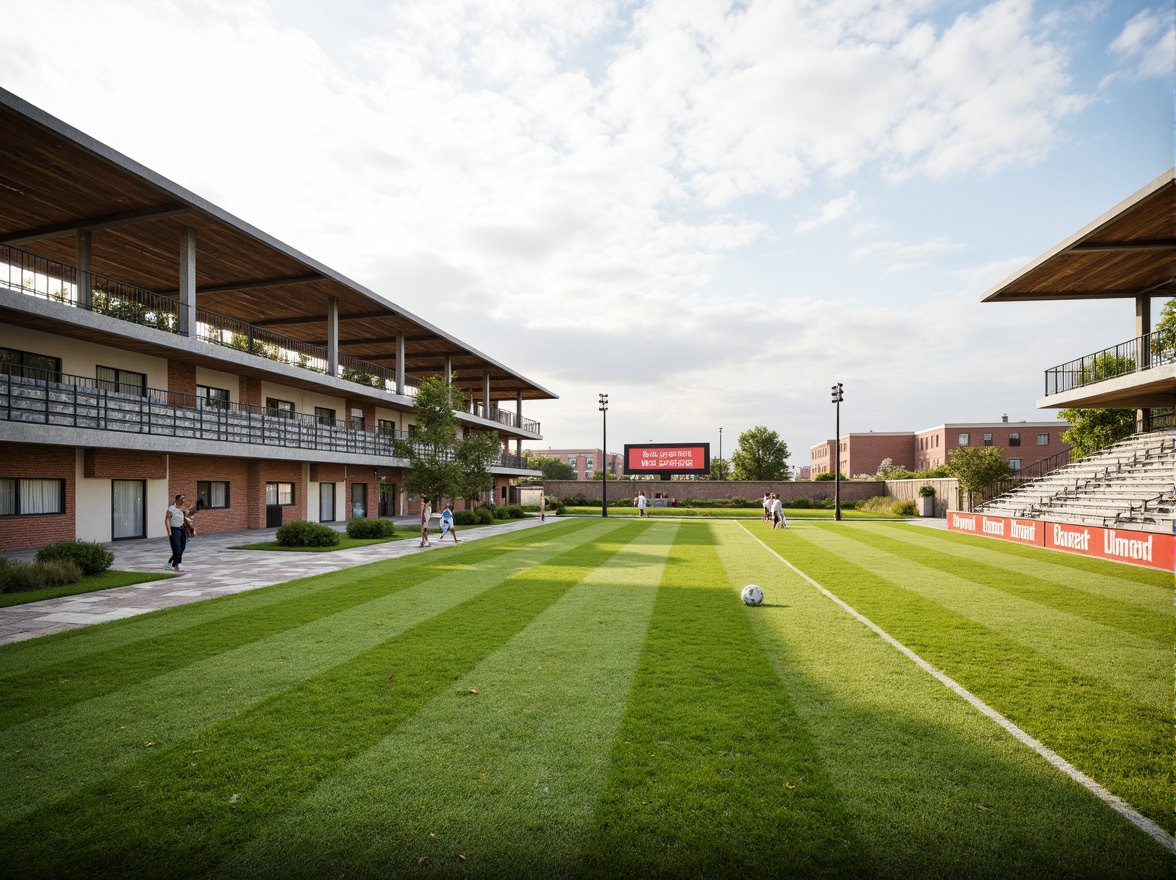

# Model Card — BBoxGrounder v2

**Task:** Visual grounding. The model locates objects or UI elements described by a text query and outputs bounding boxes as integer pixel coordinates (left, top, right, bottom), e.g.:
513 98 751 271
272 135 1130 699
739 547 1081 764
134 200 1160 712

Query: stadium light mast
599 393 609 518
718 427 723 480
831 383 844 521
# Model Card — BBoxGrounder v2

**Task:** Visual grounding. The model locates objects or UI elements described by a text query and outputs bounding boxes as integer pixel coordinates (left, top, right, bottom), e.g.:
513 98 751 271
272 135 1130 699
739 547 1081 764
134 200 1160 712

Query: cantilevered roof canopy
0 87 556 404
981 169 1174 303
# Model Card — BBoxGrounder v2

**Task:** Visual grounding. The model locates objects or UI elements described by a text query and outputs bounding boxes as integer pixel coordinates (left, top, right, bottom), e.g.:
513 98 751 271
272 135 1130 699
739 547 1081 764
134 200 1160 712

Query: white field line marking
737 523 1175 853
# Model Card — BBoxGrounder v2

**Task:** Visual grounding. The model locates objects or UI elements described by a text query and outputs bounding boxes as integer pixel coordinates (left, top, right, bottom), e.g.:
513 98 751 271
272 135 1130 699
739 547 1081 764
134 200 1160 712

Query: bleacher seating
976 431 1176 533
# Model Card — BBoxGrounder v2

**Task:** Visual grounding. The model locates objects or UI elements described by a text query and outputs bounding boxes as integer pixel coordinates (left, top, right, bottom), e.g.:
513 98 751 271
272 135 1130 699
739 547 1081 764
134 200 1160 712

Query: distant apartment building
810 418 1072 478
526 448 622 480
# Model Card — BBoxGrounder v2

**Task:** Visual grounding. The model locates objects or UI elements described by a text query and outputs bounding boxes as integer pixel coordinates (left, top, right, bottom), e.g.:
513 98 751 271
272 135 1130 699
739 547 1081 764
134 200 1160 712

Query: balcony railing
1045 333 1176 396
0 368 528 469
0 243 538 434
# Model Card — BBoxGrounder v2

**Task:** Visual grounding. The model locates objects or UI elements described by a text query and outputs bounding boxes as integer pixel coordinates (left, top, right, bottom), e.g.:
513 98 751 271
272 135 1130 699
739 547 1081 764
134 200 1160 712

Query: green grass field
0 519 1170 878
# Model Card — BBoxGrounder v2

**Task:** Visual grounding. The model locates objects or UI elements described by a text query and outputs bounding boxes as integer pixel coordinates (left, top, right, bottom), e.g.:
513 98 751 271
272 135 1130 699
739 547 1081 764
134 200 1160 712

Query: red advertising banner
948 512 1174 571
623 443 710 475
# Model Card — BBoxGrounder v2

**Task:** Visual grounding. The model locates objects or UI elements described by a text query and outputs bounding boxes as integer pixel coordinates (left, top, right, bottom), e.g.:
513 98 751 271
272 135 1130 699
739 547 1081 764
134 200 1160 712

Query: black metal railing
0 243 539 434
1045 332 1176 396
0 368 527 470
975 447 1073 504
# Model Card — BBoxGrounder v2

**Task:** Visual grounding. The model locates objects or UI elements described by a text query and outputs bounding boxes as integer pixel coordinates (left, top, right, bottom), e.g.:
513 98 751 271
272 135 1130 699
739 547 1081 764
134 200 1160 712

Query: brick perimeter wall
542 480 891 504
0 444 77 551
84 449 168 480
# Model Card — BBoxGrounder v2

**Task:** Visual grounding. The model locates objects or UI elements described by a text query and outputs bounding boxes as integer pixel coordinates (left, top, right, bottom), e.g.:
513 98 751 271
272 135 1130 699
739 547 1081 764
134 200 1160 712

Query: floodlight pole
831 383 844 522
599 393 609 518
718 427 723 479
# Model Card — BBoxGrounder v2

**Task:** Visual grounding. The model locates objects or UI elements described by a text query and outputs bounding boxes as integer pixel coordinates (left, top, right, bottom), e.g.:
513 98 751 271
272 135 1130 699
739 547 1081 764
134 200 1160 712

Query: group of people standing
762 492 788 530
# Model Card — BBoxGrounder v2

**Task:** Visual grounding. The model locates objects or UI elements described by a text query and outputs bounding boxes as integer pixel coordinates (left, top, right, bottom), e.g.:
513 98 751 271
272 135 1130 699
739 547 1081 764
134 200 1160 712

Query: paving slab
0 516 551 645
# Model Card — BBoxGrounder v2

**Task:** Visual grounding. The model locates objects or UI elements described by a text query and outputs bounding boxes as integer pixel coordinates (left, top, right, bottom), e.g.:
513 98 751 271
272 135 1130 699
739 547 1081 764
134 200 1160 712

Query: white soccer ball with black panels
741 584 764 606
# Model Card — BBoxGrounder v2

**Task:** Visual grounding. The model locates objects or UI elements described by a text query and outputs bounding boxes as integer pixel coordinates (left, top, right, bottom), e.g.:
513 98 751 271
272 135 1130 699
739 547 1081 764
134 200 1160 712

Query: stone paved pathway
0 516 550 646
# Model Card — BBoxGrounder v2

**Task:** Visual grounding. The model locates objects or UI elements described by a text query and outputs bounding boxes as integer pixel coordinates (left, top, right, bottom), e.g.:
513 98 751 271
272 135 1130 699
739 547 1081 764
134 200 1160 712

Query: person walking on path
439 506 460 543
762 492 771 522
540 493 546 522
419 501 432 547
637 492 648 518
164 494 194 572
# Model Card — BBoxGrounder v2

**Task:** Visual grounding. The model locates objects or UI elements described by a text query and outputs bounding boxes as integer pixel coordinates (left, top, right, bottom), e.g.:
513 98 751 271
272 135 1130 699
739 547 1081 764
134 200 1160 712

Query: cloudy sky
1 0 1172 467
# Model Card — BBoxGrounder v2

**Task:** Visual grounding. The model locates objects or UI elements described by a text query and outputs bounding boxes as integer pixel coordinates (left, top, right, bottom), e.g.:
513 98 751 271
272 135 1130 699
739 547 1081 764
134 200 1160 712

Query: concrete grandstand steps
975 430 1176 533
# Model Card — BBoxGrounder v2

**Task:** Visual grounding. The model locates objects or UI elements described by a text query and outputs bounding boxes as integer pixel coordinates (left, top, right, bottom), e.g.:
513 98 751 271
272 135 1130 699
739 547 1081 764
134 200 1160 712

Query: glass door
112 480 145 539
319 482 335 522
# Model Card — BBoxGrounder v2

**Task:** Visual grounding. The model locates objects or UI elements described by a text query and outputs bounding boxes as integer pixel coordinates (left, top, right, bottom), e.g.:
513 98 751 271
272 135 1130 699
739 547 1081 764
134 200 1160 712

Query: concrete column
395 334 406 395
444 354 452 385
179 226 197 338
327 297 339 377
1137 295 1151 430
75 230 92 310
483 372 491 418
515 390 524 459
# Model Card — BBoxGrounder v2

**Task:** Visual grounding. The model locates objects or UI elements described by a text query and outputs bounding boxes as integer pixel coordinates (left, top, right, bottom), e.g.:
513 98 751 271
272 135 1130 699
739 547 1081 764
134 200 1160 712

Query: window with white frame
1037 433 1049 445
1009 433 1020 447
958 433 969 447
1009 458 1021 472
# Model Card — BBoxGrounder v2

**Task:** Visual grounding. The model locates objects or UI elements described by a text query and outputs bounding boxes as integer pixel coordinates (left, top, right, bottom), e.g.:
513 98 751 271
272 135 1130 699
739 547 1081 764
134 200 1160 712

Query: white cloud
1107 7 1176 81
797 192 860 232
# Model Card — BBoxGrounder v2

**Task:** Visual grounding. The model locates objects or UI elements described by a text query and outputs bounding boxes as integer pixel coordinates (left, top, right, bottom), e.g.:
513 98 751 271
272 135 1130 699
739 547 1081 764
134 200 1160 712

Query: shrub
453 510 477 526
35 540 114 575
474 507 494 525
0 560 46 593
548 500 566 516
917 485 936 498
857 496 894 513
492 505 510 520
504 504 526 519
346 517 395 539
783 497 812 509
275 520 340 547
37 559 84 587
892 500 918 516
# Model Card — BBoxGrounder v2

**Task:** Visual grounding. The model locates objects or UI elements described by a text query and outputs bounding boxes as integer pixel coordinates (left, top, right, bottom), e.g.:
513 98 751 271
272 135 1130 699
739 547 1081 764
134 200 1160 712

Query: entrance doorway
319 482 336 522
379 482 397 516
351 482 367 519
112 480 145 539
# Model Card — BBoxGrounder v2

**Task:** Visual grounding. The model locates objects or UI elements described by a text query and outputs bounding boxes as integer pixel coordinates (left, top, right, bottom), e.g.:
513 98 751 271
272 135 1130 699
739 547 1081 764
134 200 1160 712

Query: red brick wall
240 377 262 408
84 449 167 479
309 464 347 482
250 461 306 528
164 455 251 533
345 399 375 429
0 444 76 551
843 435 916 477
542 479 888 504
168 361 197 403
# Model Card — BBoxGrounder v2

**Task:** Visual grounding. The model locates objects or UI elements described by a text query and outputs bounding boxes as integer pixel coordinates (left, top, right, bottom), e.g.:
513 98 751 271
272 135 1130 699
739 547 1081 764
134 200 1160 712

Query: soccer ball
741 584 764 606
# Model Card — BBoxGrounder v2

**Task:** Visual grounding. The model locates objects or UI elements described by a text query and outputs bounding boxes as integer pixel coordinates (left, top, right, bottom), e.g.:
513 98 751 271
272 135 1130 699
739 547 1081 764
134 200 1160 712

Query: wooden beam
1068 240 1175 253
156 274 324 297
2 204 191 244
252 310 400 328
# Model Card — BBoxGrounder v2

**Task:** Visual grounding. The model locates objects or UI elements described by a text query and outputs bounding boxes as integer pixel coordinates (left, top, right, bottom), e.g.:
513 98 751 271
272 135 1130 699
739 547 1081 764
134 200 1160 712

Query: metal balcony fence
1045 333 1176 396
0 243 538 434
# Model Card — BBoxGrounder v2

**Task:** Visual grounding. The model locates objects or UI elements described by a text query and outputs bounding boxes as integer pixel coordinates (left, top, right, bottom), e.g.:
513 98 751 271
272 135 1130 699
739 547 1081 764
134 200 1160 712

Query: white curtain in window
111 480 144 538
20 479 62 514
209 481 227 507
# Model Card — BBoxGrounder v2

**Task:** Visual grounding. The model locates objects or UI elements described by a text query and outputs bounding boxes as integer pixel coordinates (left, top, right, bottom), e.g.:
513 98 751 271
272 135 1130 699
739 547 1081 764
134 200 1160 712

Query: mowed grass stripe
0 523 647 880
769 525 1171 833
908 524 1172 593
580 521 869 879
0 518 594 682
214 520 676 879
879 523 1173 610
720 523 1172 878
802 525 1165 708
0 519 621 824
837 524 1169 644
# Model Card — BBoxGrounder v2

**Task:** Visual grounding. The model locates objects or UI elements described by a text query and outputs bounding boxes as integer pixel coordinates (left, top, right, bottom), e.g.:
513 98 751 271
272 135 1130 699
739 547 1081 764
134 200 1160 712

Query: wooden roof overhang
0 87 556 406
981 169 1174 304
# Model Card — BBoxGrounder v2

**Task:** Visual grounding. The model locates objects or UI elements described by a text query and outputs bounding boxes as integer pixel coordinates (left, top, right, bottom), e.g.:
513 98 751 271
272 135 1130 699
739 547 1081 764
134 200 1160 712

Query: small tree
455 431 502 504
526 453 576 481
731 426 791 481
1150 297 1176 361
708 458 730 481
1057 408 1136 459
945 446 1014 494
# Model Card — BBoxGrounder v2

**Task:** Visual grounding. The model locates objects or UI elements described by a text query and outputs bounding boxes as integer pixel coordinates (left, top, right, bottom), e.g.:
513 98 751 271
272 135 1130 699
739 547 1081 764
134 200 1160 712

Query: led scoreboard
623 443 710 477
